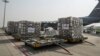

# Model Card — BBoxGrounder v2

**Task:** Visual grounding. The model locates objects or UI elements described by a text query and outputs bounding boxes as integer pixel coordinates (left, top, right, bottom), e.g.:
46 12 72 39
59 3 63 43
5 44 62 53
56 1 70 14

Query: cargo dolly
24 37 73 55
24 36 95 55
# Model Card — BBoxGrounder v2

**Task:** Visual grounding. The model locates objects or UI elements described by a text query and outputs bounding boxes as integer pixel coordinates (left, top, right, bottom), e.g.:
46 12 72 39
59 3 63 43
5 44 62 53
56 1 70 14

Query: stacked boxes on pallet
15 21 41 40
13 22 19 34
58 17 83 42
7 21 18 35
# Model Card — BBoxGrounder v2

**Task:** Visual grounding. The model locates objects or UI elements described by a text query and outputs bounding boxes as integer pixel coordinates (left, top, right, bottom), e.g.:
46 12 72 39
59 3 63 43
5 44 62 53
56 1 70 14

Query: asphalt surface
0 29 24 56
0 29 100 56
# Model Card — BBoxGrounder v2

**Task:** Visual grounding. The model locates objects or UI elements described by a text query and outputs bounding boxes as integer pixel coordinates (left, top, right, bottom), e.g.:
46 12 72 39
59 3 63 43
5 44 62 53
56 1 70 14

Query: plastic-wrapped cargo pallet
58 17 83 42
7 21 18 35
16 21 41 40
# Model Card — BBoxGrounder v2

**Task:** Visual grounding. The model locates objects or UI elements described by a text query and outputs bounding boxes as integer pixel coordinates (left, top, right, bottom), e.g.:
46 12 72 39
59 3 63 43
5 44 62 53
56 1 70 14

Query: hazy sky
0 0 98 27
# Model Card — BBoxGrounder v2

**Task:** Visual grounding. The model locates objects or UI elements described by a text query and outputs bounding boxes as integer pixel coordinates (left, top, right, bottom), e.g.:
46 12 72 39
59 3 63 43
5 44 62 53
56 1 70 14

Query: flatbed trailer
24 38 66 48
24 37 91 55
24 37 73 55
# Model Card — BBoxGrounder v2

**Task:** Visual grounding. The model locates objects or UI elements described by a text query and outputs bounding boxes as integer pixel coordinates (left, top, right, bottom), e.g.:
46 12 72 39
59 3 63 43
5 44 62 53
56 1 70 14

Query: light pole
2 0 9 29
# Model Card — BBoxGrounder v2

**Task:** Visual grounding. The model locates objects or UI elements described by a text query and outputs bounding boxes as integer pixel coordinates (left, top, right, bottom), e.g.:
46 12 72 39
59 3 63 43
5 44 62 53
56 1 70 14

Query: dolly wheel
25 42 28 46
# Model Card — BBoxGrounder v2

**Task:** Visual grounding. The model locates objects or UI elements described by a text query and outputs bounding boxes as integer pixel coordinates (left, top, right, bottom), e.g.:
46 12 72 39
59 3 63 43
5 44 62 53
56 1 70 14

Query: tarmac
0 29 100 56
